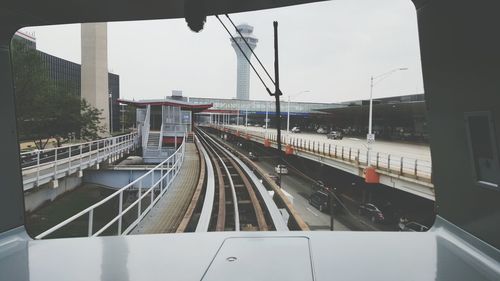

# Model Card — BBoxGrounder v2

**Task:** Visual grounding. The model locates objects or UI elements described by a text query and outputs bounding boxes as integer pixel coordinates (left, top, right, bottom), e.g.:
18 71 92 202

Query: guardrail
212 125 432 182
35 135 186 239
21 133 139 190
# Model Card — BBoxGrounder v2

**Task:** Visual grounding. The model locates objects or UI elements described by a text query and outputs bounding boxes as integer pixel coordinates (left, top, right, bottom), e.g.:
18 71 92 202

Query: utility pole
273 21 283 188
329 189 335 231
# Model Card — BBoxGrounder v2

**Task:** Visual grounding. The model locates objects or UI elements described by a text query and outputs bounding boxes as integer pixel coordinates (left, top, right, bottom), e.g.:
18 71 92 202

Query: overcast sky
22 0 423 104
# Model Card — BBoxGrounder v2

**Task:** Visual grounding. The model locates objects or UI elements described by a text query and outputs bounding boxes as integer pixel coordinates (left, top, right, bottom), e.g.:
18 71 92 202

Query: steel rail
194 135 216 232
198 132 240 231
199 128 288 231
198 135 226 231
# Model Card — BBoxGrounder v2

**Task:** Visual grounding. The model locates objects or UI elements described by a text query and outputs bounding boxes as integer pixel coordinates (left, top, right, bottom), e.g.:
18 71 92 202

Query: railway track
197 129 271 231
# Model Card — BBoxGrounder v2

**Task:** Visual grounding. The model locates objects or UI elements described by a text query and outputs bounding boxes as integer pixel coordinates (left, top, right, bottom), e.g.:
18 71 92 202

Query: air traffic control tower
231 24 258 101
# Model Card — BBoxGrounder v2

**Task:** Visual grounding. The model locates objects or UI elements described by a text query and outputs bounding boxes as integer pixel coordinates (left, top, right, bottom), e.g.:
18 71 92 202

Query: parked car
254 123 261 127
291 127 301 133
327 131 343 140
398 221 429 232
358 203 385 223
317 127 327 134
274 164 289 174
248 152 258 161
309 190 330 212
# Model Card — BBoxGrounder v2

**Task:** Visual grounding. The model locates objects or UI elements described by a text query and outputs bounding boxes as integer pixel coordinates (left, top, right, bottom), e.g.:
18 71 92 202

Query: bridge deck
131 142 200 234
209 124 435 200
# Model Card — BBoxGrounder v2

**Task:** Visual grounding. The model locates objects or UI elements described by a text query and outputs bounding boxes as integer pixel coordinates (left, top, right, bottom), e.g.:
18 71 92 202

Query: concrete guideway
208 125 435 201
132 142 200 234
198 129 290 231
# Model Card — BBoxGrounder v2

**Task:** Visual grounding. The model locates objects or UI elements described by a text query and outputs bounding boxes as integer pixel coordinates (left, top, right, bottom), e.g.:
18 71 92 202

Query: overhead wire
215 15 273 96
225 14 276 86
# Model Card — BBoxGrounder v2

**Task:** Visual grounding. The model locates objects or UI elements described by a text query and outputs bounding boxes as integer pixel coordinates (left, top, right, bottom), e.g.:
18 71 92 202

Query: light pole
109 93 113 134
287 90 310 137
367 67 407 165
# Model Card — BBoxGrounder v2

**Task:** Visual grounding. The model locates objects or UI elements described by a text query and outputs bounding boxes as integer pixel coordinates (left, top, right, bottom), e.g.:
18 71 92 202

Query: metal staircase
147 132 161 148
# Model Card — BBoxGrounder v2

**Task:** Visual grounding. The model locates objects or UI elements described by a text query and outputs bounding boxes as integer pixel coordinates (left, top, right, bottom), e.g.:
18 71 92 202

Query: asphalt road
210 130 403 232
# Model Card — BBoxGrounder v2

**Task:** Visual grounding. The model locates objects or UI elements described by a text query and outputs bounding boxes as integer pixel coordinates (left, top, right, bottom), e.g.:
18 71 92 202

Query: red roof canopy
118 98 212 113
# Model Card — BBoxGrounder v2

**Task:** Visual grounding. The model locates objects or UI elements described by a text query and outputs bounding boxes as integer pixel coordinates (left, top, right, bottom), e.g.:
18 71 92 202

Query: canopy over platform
118 98 212 113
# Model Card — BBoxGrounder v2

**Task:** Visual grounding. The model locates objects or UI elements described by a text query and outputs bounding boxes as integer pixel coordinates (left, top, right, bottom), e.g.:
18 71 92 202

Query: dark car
358 203 385 223
327 131 343 140
309 190 330 212
398 221 429 232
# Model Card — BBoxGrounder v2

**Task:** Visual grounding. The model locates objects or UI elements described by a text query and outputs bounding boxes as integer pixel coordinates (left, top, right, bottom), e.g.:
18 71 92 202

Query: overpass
206 124 434 201
21 133 139 190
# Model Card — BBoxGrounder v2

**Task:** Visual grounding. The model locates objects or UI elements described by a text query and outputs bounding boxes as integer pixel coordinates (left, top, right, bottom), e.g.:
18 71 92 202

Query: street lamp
367 67 408 165
287 90 310 137
109 93 113 134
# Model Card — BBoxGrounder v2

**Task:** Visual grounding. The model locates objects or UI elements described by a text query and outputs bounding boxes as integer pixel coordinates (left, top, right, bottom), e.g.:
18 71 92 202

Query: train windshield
12 0 434 238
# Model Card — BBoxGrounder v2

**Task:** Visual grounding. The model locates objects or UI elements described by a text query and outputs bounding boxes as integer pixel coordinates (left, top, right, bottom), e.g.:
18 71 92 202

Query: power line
215 15 273 96
225 14 276 86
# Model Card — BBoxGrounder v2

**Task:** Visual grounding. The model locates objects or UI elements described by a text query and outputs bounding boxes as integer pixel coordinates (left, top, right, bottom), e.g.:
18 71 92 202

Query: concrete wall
83 169 168 189
24 175 82 212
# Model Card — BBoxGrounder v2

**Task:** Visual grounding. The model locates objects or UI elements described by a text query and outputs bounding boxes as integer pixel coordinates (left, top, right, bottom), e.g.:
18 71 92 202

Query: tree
11 39 106 149
80 99 106 140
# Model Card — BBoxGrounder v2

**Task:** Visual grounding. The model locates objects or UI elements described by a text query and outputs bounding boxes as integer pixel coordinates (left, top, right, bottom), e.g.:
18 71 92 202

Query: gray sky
22 0 423 104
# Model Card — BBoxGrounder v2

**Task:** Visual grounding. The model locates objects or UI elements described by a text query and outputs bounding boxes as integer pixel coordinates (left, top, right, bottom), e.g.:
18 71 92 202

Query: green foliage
11 39 106 149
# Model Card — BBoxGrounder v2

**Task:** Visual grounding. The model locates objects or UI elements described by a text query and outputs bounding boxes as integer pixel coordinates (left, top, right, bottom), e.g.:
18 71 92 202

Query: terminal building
319 94 427 142
190 93 428 143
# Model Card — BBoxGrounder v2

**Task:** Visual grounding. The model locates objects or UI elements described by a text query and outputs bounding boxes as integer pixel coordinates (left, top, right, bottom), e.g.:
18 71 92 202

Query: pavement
226 125 431 161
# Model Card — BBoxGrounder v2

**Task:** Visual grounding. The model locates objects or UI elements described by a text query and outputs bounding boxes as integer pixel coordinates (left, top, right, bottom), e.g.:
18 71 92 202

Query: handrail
142 105 151 148
158 123 164 150
21 133 139 191
20 132 137 157
35 134 186 239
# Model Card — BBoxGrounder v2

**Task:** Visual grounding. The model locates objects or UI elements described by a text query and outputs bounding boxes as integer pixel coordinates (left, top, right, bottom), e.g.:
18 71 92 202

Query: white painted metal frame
35 135 186 239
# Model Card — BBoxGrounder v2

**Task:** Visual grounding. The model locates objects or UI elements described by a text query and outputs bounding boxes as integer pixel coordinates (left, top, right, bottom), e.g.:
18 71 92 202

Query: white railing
35 135 186 239
21 133 139 190
142 105 151 148
158 123 164 150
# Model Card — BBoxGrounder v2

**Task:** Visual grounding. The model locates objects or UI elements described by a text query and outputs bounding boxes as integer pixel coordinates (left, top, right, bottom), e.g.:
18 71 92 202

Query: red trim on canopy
117 99 212 112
